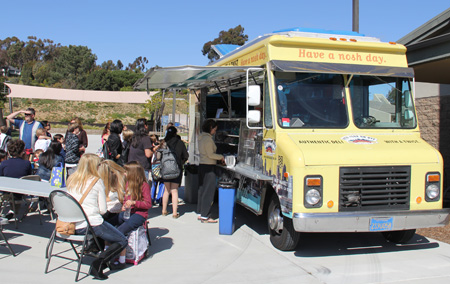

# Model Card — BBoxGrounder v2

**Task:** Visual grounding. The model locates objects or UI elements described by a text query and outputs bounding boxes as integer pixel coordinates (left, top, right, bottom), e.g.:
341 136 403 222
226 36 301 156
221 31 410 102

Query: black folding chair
45 190 102 282
0 217 15 256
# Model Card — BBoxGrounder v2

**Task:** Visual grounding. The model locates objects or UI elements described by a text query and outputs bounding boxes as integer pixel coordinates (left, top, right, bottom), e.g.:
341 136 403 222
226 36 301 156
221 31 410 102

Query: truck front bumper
292 209 450 232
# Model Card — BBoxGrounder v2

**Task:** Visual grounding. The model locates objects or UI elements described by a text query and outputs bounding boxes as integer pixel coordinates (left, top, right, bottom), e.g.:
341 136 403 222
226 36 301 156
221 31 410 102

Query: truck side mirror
248 110 261 124
404 109 414 121
403 91 412 108
248 85 261 106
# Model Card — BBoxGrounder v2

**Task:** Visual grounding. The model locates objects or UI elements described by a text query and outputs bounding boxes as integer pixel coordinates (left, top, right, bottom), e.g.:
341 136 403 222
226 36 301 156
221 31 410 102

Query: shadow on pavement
294 232 439 257
234 205 268 236
148 227 173 256
0 231 31 257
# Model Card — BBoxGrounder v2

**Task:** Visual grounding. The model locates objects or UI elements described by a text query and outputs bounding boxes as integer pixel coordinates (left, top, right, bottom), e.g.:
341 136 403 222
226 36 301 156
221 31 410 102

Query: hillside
2 97 189 126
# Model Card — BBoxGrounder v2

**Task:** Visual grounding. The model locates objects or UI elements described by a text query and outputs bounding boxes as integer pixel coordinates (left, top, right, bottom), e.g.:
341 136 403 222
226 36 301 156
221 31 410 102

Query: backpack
118 142 130 166
159 145 180 180
102 142 111 160
50 162 66 188
151 150 162 181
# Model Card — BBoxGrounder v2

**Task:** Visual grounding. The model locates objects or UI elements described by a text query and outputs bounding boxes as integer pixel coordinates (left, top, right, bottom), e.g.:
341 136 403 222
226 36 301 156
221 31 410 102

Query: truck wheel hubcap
269 207 283 233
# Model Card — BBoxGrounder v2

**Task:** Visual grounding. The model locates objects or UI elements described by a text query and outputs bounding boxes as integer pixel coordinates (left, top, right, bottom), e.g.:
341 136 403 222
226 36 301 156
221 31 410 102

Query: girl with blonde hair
66 154 127 280
108 161 152 270
97 159 126 221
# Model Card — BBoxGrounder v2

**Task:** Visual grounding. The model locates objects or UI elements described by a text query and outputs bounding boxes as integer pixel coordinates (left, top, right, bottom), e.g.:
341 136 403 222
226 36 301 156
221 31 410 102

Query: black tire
382 229 416 244
267 194 300 251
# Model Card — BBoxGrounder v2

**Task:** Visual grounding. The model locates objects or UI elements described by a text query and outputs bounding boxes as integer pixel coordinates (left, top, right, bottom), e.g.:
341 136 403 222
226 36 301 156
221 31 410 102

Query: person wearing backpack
197 119 225 223
161 126 188 218
36 141 65 182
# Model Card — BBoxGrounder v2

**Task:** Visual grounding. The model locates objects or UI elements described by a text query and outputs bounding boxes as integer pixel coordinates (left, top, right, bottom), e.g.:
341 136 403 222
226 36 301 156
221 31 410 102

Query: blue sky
2 1 449 68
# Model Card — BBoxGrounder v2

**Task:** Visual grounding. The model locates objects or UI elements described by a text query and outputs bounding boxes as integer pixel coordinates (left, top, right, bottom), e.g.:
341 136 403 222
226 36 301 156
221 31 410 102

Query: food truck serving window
275 72 348 128
349 75 417 129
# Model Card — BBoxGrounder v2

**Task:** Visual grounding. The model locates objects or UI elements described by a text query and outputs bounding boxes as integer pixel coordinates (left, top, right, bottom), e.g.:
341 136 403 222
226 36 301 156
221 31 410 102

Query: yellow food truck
135 28 450 250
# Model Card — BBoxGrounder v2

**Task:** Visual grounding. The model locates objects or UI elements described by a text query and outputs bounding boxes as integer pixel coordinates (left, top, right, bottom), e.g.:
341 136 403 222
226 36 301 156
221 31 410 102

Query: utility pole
352 0 359 33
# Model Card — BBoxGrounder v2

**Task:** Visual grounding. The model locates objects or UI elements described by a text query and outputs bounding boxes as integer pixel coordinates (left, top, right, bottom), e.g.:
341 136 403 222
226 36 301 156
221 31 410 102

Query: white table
0 176 65 198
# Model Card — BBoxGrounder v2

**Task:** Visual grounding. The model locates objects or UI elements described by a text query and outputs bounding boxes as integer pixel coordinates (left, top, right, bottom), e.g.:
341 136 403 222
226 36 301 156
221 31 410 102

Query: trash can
184 164 199 204
219 181 236 235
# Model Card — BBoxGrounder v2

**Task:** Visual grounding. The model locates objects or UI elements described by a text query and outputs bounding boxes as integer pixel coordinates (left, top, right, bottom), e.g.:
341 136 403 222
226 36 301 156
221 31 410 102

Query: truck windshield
275 72 347 128
349 75 416 129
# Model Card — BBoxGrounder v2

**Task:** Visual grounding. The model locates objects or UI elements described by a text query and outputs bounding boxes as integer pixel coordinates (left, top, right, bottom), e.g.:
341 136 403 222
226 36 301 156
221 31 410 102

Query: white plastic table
0 176 65 198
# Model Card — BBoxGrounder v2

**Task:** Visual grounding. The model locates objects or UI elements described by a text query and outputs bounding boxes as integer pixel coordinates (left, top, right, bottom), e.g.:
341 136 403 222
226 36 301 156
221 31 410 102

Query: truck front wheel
382 229 416 244
267 194 300 251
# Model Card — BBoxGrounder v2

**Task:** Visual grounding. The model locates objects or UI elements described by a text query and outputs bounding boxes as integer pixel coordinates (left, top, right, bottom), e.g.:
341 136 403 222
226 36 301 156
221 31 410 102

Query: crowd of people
0 108 228 280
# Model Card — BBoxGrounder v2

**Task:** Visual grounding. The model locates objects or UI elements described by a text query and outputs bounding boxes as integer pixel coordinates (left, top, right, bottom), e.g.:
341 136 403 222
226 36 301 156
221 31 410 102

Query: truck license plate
369 217 393 232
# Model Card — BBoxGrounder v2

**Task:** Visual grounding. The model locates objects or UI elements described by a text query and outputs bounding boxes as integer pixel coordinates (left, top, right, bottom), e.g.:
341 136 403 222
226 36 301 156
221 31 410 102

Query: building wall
415 82 450 185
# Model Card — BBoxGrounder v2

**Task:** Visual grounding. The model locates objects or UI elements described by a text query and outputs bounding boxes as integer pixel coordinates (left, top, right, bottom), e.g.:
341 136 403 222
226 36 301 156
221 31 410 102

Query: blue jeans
76 221 127 247
114 212 146 236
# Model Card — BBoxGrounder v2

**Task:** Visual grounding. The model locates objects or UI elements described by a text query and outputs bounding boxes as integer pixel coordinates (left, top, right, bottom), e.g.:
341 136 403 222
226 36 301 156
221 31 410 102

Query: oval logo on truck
342 135 377 144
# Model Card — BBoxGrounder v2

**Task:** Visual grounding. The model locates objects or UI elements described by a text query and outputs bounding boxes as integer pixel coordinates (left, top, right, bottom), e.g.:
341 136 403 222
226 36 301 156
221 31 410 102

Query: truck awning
133 65 261 90
269 60 415 78
134 61 414 91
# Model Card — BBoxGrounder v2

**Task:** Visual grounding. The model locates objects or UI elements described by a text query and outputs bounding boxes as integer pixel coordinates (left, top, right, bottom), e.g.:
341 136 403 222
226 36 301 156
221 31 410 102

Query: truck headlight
304 176 323 208
305 189 321 205
425 173 440 202
426 184 439 200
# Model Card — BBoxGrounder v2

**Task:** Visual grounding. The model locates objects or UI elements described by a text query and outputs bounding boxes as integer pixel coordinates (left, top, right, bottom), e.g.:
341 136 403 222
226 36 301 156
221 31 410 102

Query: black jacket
106 133 123 165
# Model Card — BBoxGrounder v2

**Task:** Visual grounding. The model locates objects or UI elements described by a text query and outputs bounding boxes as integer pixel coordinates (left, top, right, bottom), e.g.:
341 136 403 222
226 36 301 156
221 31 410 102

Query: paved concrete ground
2 200 450 284
3 133 450 283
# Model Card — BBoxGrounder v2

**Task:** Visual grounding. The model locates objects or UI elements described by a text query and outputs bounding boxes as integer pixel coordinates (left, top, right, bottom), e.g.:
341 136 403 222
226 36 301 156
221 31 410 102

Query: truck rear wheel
382 229 416 244
267 194 300 251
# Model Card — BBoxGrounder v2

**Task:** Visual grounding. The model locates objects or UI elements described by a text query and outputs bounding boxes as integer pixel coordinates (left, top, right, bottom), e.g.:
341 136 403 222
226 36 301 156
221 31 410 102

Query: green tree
117 60 123 70
143 91 164 120
0 36 60 70
6 38 25 68
82 69 115 90
20 61 35 85
127 56 148 72
1 35 148 91
50 45 97 88
110 70 144 90
32 61 52 85
202 25 248 63
101 60 118 71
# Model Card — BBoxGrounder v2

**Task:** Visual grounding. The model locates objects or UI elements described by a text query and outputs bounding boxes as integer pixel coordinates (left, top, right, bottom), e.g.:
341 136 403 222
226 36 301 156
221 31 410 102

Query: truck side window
264 75 273 128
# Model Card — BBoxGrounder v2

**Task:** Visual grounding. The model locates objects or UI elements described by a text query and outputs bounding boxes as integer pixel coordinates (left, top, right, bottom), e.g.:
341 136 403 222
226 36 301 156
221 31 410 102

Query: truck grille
339 166 410 211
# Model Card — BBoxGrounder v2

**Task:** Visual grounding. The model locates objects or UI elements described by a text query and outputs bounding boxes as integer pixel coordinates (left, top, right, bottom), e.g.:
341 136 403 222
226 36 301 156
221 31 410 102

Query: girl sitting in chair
97 159 126 223
66 154 127 280
108 161 152 269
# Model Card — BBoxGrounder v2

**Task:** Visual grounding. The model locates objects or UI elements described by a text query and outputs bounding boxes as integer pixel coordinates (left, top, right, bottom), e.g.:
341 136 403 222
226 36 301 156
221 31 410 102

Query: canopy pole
172 89 176 125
